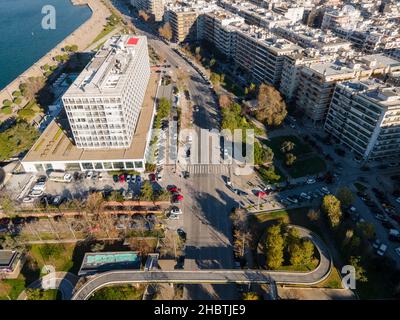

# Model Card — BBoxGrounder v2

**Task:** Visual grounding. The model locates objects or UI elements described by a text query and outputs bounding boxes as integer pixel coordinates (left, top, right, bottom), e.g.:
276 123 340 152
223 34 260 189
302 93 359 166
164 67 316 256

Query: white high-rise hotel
62 35 150 149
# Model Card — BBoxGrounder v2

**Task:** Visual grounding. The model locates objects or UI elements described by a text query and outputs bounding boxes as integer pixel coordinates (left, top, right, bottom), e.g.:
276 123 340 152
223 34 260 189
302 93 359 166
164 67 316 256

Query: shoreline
0 0 110 109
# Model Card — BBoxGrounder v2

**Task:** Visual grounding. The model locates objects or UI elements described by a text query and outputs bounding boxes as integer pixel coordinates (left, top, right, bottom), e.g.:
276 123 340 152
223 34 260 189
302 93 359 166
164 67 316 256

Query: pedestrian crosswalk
186 164 230 175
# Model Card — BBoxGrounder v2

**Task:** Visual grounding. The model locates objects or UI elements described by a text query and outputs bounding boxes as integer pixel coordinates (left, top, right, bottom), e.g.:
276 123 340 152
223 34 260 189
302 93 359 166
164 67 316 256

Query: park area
248 207 343 289
264 135 327 178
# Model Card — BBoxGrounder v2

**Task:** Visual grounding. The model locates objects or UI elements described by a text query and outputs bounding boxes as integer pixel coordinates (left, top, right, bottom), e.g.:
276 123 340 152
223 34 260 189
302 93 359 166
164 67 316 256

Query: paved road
18 272 79 300
110 1 239 299
71 226 331 300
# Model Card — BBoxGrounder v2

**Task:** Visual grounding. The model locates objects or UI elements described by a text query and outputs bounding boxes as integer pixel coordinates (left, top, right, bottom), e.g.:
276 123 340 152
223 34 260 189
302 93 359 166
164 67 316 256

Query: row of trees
265 223 315 270
320 190 369 283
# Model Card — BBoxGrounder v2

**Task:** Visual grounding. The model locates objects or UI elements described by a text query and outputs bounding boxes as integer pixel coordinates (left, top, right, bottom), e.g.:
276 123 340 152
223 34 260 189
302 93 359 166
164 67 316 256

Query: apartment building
62 35 150 149
22 35 157 173
296 54 400 122
200 10 244 57
325 79 400 162
164 0 218 43
234 25 302 86
321 5 362 31
279 52 336 102
130 0 165 22
273 24 352 54
218 0 292 29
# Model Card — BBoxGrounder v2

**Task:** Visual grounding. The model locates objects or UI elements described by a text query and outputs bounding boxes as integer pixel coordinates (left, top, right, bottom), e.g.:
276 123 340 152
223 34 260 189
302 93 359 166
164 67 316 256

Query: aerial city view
1 0 400 304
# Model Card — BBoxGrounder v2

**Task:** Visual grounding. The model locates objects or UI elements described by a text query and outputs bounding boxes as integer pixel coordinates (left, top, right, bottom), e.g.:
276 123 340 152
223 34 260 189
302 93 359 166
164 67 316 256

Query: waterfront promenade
0 0 110 113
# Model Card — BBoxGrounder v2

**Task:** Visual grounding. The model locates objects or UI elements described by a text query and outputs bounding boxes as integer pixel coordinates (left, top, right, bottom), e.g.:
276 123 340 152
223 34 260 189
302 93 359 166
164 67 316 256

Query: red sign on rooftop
127 37 139 45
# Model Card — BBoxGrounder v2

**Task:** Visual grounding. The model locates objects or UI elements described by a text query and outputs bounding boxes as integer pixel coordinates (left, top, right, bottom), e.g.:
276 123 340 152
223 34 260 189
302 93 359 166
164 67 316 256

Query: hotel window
134 161 143 169
103 162 113 170
94 163 103 170
113 162 124 169
82 162 94 170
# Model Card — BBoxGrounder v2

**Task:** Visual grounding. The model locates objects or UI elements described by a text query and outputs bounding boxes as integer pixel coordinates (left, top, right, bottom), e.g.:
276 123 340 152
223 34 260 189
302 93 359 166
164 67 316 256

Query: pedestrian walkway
186 164 229 175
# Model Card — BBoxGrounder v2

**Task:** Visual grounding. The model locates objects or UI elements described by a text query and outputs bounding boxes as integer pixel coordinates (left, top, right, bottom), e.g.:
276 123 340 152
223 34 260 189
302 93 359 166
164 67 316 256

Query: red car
167 185 181 193
149 173 156 182
119 174 125 183
173 194 184 202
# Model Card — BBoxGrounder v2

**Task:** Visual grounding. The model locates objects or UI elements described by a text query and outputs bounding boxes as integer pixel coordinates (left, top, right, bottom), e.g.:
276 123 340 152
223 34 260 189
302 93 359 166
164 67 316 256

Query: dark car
183 171 190 179
177 228 186 241
389 235 400 243
11 217 25 225
37 175 47 183
113 175 119 183
381 221 394 229
26 216 39 223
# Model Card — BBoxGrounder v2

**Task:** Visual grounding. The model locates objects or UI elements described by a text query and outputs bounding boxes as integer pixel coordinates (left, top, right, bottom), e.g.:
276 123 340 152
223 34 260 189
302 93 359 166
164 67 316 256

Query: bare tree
158 22 173 42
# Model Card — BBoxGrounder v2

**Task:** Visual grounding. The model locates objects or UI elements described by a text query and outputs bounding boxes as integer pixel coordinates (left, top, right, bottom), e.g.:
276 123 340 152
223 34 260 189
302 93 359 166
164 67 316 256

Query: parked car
177 228 186 241
113 175 119 183
300 192 311 200
119 174 125 183
170 206 182 215
52 195 63 206
374 213 388 222
377 243 388 256
321 186 330 194
372 239 381 250
395 247 400 257
286 196 298 204
22 196 34 203
306 178 316 184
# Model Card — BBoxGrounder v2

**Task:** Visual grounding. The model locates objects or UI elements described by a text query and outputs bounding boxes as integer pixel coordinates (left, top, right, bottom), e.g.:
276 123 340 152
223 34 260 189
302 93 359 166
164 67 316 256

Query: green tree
322 195 342 228
2 99 12 107
349 256 368 282
301 240 315 266
140 181 154 201
337 187 354 208
256 84 287 126
265 224 284 269
12 90 21 97
285 153 296 166
280 140 295 153
258 166 280 183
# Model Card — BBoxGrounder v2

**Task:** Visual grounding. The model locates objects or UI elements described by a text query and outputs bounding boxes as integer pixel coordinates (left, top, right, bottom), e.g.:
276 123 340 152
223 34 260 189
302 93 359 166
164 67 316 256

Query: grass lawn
263 135 326 178
315 266 343 289
287 156 327 178
26 289 61 300
265 135 312 160
28 244 75 273
0 278 26 300
91 24 117 45
89 284 145 300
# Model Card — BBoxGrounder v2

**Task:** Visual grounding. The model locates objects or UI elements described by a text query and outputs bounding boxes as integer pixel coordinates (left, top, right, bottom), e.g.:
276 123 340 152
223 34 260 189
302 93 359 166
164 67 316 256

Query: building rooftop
23 72 159 163
340 79 400 108
63 35 145 97
0 250 16 267
305 54 400 79
235 23 302 54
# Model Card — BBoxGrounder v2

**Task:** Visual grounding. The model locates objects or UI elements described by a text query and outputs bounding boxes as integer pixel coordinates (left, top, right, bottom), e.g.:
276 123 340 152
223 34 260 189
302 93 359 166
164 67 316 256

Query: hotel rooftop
64 35 146 97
